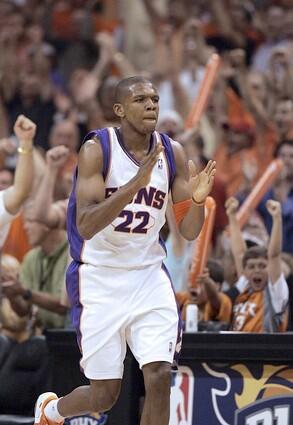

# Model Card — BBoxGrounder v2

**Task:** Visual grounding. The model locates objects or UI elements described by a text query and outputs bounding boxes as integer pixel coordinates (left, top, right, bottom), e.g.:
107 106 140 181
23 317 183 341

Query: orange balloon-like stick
188 196 216 288
236 159 283 229
185 53 221 129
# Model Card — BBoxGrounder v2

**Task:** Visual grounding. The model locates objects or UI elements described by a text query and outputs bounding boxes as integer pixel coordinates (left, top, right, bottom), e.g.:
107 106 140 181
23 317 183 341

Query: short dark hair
242 246 268 268
207 259 224 284
114 76 152 103
274 139 293 158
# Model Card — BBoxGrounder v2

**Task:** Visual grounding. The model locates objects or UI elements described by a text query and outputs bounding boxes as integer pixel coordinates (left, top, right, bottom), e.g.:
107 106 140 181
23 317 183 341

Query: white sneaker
34 392 63 425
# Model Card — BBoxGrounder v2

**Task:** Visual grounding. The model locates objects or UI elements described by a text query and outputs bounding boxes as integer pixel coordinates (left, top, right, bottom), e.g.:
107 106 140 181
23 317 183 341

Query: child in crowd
206 199 289 332
176 259 224 323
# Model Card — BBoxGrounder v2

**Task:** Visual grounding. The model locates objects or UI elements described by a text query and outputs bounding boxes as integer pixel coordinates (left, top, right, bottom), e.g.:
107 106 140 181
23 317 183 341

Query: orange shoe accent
34 392 64 425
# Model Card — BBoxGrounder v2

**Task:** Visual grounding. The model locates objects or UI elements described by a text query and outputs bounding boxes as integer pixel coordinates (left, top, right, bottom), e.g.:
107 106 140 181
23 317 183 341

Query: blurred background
0 0 292 419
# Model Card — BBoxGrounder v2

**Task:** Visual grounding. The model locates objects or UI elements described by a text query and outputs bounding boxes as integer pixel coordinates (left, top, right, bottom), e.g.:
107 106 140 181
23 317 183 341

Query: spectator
274 98 293 141
4 74 56 151
48 120 79 185
1 204 68 330
206 199 289 332
0 167 14 190
0 115 35 248
214 119 257 196
33 146 70 230
252 6 286 72
256 139 293 253
0 254 31 340
176 259 224 324
0 255 49 416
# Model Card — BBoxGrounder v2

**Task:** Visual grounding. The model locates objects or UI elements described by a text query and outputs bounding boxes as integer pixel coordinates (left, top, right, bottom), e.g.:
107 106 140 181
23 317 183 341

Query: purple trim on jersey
161 263 183 368
114 127 154 167
67 171 84 262
83 128 111 180
66 260 83 352
159 235 167 255
159 133 176 192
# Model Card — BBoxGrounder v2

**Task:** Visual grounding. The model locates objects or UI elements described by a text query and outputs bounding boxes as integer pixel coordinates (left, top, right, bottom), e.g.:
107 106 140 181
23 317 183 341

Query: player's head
242 246 268 292
113 76 159 134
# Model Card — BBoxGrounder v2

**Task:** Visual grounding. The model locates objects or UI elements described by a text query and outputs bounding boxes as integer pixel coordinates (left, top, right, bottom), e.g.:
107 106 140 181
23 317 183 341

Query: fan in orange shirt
206 199 289 332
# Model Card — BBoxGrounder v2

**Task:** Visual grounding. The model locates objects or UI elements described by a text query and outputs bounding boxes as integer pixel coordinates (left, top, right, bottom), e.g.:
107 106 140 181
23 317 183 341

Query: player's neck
118 124 152 151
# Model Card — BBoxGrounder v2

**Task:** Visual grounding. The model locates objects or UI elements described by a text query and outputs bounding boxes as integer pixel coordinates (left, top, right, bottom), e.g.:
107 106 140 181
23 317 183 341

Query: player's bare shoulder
78 136 104 176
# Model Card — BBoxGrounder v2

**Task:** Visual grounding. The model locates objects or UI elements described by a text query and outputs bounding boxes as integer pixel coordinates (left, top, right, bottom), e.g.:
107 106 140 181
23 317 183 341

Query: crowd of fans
0 0 292 411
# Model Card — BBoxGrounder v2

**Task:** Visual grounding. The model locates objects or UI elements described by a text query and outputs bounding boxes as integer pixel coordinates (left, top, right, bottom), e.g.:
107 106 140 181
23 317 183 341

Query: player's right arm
76 137 163 239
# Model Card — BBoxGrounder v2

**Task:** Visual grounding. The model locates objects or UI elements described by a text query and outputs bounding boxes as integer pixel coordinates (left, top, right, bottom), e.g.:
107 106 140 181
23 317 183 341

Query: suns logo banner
191 362 293 425
65 413 108 425
235 396 292 425
169 366 194 425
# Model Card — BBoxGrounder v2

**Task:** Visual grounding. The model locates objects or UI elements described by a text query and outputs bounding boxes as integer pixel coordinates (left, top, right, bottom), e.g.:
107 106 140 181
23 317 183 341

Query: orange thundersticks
188 197 216 288
236 159 283 229
185 54 221 129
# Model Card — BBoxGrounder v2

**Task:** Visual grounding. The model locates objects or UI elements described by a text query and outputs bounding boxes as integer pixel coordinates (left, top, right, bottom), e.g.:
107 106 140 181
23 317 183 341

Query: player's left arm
171 141 216 240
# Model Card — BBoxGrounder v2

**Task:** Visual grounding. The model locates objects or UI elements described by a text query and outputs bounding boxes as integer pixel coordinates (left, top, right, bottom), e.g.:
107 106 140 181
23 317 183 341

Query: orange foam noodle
185 53 221 129
236 159 283 229
188 197 216 288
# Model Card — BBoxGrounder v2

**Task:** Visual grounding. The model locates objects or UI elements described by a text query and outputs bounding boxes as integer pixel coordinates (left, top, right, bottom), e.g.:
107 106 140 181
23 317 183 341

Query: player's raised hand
46 145 70 170
135 141 164 188
225 197 239 217
13 115 36 149
189 160 216 204
266 199 281 218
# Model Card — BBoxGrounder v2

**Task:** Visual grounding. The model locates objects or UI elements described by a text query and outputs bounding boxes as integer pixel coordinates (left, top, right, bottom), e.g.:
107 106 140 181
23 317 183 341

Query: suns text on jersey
105 186 166 210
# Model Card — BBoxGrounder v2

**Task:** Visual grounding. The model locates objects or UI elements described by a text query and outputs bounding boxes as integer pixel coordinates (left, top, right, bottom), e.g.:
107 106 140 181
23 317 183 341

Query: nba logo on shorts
169 366 194 425
158 158 163 169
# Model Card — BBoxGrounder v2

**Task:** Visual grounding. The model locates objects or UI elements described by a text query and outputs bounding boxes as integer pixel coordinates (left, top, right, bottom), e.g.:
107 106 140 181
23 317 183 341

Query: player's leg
57 380 121 415
140 361 172 425
34 264 127 425
35 380 121 425
126 264 181 425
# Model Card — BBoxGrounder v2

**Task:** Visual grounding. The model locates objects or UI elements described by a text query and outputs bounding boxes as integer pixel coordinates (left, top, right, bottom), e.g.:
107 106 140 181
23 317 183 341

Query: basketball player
34 76 216 425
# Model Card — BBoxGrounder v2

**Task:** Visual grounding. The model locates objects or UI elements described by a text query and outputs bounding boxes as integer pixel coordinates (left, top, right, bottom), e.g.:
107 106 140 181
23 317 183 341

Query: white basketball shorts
67 261 181 380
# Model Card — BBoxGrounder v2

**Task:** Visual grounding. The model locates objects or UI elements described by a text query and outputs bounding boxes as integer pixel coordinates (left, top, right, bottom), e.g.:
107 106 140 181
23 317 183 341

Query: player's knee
90 381 121 412
143 362 171 396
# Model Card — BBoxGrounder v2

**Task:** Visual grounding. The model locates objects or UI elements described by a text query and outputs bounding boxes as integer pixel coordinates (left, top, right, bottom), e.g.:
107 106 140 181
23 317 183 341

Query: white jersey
67 127 176 269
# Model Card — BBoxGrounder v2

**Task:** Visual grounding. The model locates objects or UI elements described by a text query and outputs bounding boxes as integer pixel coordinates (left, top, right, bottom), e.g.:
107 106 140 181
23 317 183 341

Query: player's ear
113 103 125 118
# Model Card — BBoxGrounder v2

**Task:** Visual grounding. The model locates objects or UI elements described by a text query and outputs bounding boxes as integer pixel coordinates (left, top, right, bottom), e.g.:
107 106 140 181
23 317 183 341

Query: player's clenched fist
135 141 164 188
13 115 36 148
